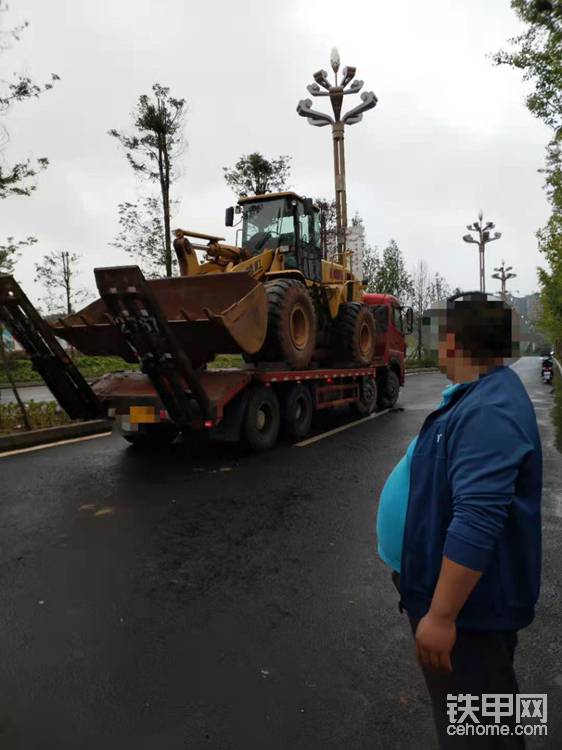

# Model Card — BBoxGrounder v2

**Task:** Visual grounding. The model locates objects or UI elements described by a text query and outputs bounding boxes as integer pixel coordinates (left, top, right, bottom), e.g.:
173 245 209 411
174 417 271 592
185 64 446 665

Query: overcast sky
1 0 552 305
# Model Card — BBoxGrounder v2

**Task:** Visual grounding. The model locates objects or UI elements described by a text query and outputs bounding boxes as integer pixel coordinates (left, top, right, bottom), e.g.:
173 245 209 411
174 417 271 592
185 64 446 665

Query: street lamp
462 210 502 293
297 47 377 264
491 259 517 300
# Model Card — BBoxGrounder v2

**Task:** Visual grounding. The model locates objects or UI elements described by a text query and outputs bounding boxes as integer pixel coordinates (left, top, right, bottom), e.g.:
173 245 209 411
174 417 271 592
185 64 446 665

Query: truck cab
363 293 412 385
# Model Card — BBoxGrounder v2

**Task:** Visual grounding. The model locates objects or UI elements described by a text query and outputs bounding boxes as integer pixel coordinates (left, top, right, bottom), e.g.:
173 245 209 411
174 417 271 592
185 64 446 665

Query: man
376 292 542 748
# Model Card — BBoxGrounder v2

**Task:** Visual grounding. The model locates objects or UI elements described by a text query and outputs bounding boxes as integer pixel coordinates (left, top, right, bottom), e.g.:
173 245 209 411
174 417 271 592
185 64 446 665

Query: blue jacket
400 365 542 630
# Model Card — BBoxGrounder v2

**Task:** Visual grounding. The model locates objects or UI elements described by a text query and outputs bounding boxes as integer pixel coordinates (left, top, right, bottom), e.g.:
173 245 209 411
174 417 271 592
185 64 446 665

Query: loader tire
257 279 317 369
332 303 376 366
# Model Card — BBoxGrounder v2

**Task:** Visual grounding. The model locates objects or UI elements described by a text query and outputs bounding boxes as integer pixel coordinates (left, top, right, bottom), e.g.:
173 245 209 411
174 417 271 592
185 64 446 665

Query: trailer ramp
0 275 102 419
94 266 214 427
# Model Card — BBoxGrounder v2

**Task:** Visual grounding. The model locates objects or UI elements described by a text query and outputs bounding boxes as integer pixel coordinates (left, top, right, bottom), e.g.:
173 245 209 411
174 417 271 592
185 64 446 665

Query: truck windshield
242 200 295 255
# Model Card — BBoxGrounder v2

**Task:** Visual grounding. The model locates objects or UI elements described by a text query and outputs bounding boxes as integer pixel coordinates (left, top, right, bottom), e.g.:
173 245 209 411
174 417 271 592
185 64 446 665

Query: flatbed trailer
93 359 395 450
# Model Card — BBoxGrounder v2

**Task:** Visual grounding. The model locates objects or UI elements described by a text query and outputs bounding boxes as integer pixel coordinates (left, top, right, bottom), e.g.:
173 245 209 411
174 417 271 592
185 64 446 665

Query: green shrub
0 401 72 434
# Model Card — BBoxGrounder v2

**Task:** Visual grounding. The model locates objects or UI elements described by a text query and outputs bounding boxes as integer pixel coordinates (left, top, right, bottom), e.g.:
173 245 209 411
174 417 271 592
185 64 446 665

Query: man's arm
415 557 481 673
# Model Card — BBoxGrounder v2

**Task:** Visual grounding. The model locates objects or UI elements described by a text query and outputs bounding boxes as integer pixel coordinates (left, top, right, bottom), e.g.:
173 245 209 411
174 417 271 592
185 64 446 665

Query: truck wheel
121 423 179 448
353 375 378 417
243 385 280 452
257 279 317 369
282 383 313 441
332 303 376 366
377 370 400 409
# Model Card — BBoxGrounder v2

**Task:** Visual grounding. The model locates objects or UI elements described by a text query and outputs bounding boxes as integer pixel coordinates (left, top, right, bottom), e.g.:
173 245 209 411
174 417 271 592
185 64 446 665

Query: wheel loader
38 191 375 372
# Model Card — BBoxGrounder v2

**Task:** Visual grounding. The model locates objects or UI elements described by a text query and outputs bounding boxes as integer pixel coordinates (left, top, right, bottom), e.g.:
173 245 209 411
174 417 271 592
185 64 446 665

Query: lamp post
491 260 517 300
462 211 502 293
297 48 377 264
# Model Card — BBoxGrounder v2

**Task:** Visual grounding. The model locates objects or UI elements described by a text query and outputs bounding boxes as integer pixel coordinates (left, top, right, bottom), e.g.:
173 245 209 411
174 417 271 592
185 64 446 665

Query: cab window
392 306 403 332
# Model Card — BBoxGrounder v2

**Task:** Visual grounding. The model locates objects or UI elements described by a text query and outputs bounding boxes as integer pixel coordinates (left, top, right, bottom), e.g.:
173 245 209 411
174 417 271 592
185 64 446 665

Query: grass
0 354 139 385
0 401 72 435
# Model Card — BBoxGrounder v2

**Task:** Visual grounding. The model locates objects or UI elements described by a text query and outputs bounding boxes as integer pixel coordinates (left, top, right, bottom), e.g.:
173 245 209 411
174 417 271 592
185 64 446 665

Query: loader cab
228 192 322 281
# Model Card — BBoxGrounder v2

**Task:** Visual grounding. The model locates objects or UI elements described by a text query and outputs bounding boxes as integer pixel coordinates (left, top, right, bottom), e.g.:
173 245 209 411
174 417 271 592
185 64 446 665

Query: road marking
295 409 391 447
0 431 112 458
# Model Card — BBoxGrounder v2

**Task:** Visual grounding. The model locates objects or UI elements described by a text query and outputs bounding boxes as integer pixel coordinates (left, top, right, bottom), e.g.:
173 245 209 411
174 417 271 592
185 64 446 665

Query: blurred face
438 331 504 383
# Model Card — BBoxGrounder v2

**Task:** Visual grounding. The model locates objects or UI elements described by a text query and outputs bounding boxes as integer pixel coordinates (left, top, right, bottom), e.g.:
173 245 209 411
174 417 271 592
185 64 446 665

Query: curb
553 358 562 378
1 379 96 390
404 367 440 375
0 419 113 453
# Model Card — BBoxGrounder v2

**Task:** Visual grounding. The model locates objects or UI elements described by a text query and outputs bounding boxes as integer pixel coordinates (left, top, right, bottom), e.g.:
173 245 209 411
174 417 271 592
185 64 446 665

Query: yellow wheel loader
170 190 376 369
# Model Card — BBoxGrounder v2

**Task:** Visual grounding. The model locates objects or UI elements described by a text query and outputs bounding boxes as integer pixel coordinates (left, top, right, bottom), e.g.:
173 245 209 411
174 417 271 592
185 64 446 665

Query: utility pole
491 260 517 300
462 211 502 293
297 48 377 265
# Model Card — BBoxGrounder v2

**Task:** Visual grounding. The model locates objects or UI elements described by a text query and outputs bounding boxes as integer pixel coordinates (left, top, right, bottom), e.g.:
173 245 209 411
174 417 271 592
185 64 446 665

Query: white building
346 224 365 280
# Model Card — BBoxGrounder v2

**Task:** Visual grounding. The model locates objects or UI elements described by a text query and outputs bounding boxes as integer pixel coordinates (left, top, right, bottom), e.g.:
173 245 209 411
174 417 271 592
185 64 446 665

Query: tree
362 238 413 298
374 239 413 299
223 153 291 197
35 251 84 316
0 1 59 430
0 2 59 198
109 84 186 277
362 245 380 291
410 259 434 359
495 1 562 355
314 197 338 259
430 271 451 302
0 235 36 275
111 195 178 278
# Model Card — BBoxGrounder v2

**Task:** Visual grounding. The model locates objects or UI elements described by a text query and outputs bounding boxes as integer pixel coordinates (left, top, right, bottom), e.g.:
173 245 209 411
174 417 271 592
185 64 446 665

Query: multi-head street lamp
462 211 502 293
297 48 377 263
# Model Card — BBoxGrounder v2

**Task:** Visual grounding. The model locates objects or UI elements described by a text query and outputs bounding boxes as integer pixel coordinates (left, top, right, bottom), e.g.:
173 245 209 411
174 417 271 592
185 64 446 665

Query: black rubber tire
282 383 313 441
332 303 376 366
255 279 317 369
353 375 378 416
377 369 400 410
122 423 179 448
242 385 280 452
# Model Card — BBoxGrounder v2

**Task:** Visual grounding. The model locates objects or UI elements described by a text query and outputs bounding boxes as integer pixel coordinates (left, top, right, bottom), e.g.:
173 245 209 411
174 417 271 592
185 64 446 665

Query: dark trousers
393 573 524 749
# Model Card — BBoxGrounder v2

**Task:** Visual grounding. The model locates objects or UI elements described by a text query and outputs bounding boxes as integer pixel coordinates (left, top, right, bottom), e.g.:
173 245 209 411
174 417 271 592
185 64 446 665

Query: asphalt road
0 359 560 750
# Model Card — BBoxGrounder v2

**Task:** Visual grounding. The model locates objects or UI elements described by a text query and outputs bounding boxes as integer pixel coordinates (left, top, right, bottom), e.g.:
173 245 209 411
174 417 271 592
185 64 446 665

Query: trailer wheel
353 375 378 417
255 279 317 369
377 370 400 410
332 303 376 366
243 385 280 452
282 383 313 441
121 423 179 448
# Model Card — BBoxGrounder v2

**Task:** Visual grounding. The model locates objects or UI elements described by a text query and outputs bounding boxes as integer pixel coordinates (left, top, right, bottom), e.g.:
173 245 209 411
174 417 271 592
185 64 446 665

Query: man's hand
415 612 456 673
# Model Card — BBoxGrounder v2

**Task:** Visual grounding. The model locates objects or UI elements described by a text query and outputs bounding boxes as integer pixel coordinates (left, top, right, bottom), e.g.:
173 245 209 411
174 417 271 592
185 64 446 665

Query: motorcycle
541 358 553 384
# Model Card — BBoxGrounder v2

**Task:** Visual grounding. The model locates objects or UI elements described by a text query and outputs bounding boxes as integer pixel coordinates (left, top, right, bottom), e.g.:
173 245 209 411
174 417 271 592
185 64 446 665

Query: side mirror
225 206 234 227
404 307 414 334
303 197 314 216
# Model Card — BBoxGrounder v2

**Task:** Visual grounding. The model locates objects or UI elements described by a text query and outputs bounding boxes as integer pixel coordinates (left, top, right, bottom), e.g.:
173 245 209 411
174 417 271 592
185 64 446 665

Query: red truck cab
363 293 411 386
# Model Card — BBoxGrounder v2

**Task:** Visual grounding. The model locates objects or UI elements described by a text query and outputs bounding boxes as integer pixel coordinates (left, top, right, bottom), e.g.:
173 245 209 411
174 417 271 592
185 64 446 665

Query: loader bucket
53 269 268 366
